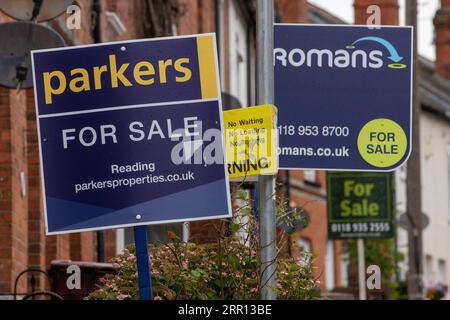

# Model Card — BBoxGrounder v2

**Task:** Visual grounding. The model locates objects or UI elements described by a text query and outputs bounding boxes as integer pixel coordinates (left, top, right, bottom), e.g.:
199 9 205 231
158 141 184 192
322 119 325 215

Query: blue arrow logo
351 36 403 63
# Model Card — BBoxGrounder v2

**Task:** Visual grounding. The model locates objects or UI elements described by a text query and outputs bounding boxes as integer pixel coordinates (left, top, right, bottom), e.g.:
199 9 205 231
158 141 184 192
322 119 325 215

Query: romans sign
275 24 412 171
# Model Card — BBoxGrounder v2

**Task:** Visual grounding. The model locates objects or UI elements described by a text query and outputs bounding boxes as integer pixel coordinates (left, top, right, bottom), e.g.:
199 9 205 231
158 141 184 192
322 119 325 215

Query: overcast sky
308 0 440 60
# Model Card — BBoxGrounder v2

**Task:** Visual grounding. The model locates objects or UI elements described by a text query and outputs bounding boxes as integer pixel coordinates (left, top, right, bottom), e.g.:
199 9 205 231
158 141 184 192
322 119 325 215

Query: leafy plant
88 186 319 300
88 241 319 300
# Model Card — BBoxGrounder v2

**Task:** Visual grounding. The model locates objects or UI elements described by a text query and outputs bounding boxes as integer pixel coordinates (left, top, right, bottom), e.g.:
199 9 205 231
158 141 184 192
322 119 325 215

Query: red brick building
0 0 261 298
0 0 342 298
4 0 420 298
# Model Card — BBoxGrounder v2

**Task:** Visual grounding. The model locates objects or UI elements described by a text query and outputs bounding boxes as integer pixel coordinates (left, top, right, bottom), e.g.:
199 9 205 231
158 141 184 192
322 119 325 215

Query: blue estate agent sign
274 24 413 171
31 34 232 235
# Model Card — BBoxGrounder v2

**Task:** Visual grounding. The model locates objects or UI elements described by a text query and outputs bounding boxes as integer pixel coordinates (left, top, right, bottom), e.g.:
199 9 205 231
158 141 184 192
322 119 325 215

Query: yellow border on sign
196 35 218 99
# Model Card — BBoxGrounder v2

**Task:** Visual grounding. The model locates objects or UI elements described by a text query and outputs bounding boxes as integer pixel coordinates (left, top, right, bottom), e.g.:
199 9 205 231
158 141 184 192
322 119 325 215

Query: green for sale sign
327 172 394 239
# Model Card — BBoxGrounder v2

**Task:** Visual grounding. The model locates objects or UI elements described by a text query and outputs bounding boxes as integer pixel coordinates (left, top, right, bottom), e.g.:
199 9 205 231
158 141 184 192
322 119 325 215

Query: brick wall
354 0 399 25
104 230 117 261
0 87 28 294
434 0 450 80
0 1 104 295
198 0 215 34
0 8 30 292
10 89 28 293
26 89 47 290
275 0 308 23
178 0 200 35
70 233 97 261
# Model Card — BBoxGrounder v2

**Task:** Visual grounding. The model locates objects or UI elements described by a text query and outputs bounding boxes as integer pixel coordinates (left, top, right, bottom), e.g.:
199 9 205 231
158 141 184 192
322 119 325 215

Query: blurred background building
0 0 449 299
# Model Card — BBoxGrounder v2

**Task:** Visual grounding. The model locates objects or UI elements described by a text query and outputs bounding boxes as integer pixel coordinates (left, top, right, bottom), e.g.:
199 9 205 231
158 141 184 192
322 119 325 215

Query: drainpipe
92 0 105 262
214 0 222 77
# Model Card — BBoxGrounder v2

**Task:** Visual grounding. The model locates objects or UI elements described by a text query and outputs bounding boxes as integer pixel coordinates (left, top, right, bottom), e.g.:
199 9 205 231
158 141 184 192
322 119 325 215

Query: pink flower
154 296 163 300
250 288 258 294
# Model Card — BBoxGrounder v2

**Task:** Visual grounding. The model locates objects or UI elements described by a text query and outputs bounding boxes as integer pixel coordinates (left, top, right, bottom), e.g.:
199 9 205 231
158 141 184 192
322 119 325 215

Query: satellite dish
0 22 65 89
221 92 242 110
397 212 429 231
0 0 75 22
277 210 310 234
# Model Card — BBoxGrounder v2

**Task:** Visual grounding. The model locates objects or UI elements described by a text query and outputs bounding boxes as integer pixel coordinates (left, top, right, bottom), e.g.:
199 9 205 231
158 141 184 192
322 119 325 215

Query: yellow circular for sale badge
357 118 407 168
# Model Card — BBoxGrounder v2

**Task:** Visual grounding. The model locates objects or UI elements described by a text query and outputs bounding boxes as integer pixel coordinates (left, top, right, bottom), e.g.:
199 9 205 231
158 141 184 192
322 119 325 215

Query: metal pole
405 0 423 300
256 0 277 300
357 239 366 300
134 225 153 300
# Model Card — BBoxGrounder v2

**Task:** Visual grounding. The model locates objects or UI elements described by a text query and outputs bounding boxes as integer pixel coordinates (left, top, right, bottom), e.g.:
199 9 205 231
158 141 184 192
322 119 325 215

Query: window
304 170 317 184
298 237 312 266
234 189 251 245
116 229 125 254
425 254 434 284
340 242 350 287
229 0 248 107
438 259 447 284
325 240 335 291
122 223 185 249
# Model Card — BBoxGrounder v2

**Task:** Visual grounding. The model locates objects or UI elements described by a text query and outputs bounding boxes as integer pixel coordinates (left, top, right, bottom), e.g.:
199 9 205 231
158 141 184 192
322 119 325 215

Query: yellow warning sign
223 105 278 180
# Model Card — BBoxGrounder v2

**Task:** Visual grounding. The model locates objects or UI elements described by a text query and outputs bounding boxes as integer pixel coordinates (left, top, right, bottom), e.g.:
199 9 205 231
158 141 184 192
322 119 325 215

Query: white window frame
425 254 435 285
438 259 447 284
304 170 317 184
340 243 349 287
228 0 248 107
298 237 312 266
325 240 335 291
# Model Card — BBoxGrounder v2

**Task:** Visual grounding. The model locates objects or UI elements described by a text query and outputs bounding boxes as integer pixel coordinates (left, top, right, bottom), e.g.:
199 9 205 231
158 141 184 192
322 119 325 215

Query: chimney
434 0 450 79
275 0 308 23
354 0 399 25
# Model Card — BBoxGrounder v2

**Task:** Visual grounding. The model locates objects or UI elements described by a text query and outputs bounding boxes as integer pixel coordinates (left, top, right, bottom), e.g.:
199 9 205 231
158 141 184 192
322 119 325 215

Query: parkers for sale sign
31 34 231 234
